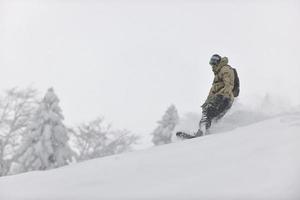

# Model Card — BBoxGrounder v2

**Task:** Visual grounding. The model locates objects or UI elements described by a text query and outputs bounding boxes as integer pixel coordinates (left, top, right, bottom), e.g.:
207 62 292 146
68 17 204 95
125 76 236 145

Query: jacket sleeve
216 67 234 97
202 83 215 107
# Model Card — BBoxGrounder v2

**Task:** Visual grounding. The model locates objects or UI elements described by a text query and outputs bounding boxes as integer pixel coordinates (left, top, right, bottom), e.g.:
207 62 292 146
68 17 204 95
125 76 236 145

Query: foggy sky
1 0 300 135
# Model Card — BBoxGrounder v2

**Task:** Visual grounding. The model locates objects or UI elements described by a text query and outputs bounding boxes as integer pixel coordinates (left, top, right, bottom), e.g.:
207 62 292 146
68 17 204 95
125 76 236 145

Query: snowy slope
1 112 300 200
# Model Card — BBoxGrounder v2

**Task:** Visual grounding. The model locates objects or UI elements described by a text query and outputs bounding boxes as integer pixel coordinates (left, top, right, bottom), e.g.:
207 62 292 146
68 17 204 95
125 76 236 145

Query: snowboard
176 129 205 139
176 131 197 139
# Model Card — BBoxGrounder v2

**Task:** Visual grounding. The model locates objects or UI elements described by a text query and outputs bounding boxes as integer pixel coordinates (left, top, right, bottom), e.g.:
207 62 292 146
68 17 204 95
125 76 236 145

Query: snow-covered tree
151 105 179 145
71 118 139 161
10 88 74 174
0 87 38 176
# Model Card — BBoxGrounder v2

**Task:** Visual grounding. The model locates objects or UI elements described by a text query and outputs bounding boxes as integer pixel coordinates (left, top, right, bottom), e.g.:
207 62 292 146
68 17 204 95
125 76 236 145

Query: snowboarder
177 54 240 139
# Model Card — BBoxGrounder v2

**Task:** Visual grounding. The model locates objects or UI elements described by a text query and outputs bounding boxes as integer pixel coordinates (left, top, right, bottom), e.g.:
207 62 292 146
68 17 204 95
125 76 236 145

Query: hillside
0 112 300 200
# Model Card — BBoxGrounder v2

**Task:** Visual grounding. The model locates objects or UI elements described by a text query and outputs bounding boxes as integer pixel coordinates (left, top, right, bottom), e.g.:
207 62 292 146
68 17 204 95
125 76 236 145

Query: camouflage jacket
204 57 235 105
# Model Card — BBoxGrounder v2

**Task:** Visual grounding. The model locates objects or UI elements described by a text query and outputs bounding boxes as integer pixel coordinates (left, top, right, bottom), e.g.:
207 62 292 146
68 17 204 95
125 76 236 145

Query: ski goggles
209 55 221 66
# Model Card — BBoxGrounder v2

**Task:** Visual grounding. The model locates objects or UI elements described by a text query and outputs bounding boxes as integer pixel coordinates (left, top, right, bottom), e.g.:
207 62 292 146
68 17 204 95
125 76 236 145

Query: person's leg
214 96 232 122
197 108 209 136
198 100 218 136
197 95 232 136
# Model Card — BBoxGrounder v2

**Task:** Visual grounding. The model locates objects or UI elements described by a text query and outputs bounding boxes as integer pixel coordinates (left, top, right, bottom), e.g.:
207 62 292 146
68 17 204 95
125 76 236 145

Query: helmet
209 54 221 66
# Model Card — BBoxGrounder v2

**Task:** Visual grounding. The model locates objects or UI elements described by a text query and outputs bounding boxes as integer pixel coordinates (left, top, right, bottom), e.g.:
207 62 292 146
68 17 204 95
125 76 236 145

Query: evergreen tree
151 105 179 145
10 88 74 174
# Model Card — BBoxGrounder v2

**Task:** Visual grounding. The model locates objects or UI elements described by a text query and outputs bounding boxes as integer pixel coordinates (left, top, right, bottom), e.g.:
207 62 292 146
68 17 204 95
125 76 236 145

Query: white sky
1 0 300 135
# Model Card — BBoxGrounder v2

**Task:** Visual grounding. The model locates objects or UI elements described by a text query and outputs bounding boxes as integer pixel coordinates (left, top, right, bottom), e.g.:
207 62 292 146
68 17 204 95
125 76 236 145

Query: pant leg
199 95 232 132
214 97 232 121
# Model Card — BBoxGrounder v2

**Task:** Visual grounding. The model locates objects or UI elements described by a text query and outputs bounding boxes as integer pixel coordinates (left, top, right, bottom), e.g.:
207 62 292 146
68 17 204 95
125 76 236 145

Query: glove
201 96 214 108
201 102 208 108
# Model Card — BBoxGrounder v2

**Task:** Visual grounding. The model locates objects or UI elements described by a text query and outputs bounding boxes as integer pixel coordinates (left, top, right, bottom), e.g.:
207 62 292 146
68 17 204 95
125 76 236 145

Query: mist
1 0 300 136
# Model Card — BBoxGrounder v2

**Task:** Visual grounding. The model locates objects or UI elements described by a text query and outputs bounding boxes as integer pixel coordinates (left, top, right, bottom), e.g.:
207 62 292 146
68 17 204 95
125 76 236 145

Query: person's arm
202 85 214 107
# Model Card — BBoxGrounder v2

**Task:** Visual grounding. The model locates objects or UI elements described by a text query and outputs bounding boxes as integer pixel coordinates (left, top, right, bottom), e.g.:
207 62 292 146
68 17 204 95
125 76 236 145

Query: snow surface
1 112 300 200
